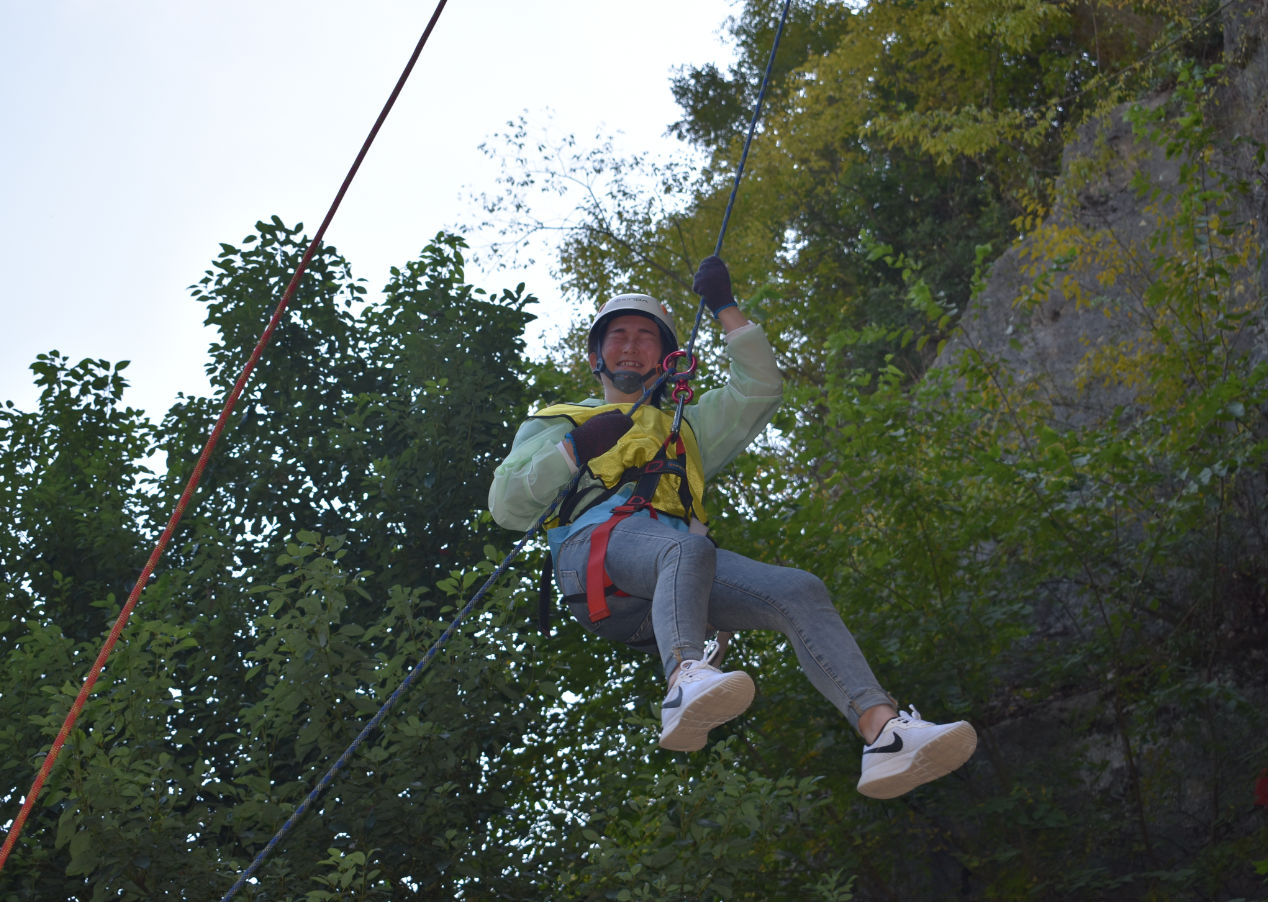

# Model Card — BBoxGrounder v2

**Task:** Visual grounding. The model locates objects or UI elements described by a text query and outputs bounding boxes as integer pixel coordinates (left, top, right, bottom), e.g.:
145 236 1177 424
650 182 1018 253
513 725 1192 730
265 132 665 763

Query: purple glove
692 255 737 317
567 410 634 464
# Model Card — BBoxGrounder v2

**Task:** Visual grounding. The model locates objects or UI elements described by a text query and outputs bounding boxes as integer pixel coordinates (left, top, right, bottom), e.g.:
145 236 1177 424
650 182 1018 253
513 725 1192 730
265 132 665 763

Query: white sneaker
658 659 755 752
857 707 977 799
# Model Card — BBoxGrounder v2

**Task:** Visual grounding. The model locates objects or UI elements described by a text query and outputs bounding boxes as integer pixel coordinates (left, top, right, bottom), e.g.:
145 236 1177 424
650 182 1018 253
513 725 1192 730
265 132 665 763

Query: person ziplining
489 256 978 799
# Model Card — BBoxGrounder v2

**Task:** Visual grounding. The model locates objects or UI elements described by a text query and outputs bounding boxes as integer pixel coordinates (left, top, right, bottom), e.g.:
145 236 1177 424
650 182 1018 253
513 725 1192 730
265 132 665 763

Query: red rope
0 0 450 870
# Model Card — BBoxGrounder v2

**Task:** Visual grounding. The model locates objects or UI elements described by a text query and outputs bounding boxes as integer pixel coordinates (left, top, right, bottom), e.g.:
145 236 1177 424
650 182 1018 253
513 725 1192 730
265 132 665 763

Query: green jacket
488 322 782 535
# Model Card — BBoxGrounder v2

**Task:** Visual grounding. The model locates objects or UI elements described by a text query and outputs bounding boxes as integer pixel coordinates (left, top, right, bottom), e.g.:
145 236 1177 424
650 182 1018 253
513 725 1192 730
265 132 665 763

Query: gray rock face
934 0 1268 430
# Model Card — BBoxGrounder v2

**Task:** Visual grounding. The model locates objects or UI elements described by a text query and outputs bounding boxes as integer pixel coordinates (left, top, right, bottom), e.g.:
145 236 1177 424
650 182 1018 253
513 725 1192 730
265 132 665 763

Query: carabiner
661 349 698 379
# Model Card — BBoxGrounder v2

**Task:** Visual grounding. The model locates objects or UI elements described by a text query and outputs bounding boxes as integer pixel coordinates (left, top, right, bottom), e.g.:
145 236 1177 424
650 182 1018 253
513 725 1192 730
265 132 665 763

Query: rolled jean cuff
847 687 898 729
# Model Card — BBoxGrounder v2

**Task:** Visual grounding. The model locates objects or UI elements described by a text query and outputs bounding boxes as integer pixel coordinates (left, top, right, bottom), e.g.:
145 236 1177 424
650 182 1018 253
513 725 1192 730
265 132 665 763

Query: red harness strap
583 435 688 623
584 501 654 621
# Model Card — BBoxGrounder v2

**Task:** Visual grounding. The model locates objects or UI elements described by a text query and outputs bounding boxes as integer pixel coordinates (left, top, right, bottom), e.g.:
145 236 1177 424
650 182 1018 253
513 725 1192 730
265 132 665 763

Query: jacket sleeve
488 416 577 532
686 322 783 479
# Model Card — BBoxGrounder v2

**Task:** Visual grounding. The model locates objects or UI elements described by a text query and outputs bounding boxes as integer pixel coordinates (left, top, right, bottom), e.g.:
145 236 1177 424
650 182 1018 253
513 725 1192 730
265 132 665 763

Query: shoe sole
857 722 978 799
659 672 756 752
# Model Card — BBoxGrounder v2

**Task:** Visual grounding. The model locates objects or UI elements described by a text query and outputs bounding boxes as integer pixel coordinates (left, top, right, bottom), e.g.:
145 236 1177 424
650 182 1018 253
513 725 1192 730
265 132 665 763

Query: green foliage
0 224 547 899
0 355 154 642
169 220 533 590
4 3 1268 900
557 739 846 901
216 534 544 900
708 51 1268 900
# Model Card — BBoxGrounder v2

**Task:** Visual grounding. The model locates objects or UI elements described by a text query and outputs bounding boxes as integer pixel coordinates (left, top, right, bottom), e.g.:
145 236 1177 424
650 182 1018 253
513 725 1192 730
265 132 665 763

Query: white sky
1 0 736 422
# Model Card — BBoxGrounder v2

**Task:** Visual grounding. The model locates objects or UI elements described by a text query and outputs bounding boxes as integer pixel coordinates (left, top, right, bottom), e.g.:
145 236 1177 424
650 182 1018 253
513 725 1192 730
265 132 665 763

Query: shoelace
673 660 725 690
873 708 926 744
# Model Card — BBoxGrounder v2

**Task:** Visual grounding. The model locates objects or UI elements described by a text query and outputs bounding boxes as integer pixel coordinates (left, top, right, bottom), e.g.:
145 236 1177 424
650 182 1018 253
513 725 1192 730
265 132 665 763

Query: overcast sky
2 0 736 422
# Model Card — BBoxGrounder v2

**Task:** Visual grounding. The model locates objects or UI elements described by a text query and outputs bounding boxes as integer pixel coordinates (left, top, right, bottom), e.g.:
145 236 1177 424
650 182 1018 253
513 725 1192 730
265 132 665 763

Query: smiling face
588 313 666 401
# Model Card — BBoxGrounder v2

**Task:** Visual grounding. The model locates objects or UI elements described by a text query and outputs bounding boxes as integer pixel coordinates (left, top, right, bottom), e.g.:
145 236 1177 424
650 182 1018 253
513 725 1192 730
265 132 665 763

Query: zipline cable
670 0 792 437
714 0 790 261
221 1 794 895
0 0 451 874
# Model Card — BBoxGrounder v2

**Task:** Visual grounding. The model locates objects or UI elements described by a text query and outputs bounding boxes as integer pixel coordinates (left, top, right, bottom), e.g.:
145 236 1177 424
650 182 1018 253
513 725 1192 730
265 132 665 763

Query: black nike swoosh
662 688 683 709
863 734 903 755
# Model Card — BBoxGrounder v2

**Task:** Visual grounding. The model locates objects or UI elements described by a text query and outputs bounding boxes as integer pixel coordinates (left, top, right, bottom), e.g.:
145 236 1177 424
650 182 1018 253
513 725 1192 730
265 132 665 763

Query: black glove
692 255 737 317
567 410 634 465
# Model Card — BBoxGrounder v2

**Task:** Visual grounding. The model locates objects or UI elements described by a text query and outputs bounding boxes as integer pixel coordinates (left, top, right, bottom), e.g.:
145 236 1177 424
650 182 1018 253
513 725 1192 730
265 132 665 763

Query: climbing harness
582 430 693 622
0 0 792 894
528 400 706 631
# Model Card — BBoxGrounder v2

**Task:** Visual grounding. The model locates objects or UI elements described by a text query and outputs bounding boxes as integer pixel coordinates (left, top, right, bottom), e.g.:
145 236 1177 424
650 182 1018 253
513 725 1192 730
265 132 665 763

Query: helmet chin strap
593 353 657 396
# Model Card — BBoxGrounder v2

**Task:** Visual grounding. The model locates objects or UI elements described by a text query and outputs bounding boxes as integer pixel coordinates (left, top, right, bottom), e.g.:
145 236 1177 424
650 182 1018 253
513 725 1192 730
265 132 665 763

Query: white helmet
587 294 679 356
587 293 679 397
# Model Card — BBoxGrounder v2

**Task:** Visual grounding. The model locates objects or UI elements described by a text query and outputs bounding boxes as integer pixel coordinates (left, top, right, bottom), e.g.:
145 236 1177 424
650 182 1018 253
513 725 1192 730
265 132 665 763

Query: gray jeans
554 515 893 731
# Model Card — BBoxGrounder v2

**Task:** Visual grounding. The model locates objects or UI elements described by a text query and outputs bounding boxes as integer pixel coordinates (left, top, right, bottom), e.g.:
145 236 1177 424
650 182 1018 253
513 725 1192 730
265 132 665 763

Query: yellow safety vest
531 402 708 527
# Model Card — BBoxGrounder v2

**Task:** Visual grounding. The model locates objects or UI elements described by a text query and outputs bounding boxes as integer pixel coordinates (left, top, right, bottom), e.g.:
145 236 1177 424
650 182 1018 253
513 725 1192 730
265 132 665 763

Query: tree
0 355 157 894
0 224 552 899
